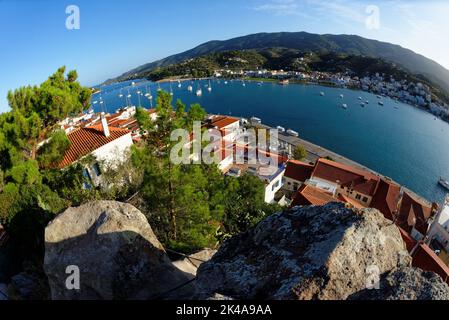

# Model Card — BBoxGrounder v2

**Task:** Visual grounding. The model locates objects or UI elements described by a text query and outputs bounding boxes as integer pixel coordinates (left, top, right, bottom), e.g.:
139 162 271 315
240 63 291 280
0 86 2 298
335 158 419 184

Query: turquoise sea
92 79 449 203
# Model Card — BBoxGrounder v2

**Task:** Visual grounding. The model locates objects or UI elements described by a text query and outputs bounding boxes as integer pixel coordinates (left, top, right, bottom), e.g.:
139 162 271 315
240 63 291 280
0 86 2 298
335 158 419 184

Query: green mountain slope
106 31 449 95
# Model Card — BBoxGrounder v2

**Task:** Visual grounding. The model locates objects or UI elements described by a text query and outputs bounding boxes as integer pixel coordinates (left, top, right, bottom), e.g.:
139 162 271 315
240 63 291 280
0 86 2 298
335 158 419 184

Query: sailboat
195 83 202 96
178 80 182 88
144 85 150 97
157 82 162 92
187 81 193 92
169 82 174 96
118 88 123 98
207 79 212 92
242 79 246 87
127 89 132 107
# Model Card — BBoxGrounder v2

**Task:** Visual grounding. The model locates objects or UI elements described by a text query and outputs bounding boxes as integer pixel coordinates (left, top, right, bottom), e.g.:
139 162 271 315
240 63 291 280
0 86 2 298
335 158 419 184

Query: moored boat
439 177 449 190
250 116 261 124
276 126 286 133
286 129 299 137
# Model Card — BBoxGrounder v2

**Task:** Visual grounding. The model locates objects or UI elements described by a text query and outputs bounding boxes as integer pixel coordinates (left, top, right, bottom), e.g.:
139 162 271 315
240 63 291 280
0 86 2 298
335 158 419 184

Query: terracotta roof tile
285 160 314 182
412 243 449 283
370 179 401 220
311 158 380 196
291 184 338 207
397 192 433 235
208 116 239 130
59 125 131 168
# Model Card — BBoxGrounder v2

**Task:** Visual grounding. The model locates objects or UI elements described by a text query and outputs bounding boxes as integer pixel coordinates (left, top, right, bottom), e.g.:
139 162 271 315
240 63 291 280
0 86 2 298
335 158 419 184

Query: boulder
196 203 412 300
349 267 449 300
44 201 191 300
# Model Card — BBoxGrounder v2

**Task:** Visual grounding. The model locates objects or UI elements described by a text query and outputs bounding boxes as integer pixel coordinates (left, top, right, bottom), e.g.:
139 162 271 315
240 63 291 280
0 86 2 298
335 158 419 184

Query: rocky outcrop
196 203 415 300
43 200 449 300
349 267 449 300
44 201 191 300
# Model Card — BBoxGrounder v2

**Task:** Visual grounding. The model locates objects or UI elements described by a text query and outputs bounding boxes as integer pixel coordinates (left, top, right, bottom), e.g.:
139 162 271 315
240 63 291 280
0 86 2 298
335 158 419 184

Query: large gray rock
350 267 449 300
196 203 412 300
44 201 191 300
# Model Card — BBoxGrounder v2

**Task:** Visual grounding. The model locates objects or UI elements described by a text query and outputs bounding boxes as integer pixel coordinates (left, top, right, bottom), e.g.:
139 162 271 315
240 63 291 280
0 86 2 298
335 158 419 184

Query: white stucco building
58 114 134 188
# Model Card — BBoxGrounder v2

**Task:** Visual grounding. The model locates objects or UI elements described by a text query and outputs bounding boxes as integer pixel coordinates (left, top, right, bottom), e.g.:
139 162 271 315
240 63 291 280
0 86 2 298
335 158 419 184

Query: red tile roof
396 192 433 235
311 158 380 196
412 243 449 283
338 194 365 209
291 184 338 207
284 160 314 182
58 125 131 168
398 227 417 252
208 116 239 130
370 179 401 220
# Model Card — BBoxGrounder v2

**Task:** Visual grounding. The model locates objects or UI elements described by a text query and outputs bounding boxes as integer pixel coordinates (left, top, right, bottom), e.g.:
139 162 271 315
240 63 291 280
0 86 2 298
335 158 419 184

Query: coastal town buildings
284 158 437 239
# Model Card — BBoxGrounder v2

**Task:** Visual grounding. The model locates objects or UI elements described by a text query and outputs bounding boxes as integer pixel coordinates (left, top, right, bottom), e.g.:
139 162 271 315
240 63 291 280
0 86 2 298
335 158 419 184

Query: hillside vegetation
106 31 449 96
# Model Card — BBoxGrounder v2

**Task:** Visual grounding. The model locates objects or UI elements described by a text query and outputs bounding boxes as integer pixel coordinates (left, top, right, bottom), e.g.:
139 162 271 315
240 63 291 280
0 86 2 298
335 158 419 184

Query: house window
356 194 362 200
272 180 280 191
293 182 299 190
82 169 92 190
362 196 368 203
92 163 102 176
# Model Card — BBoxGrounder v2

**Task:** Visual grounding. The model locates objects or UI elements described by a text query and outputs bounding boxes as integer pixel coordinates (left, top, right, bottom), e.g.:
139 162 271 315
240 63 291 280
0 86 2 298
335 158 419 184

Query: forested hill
105 31 449 95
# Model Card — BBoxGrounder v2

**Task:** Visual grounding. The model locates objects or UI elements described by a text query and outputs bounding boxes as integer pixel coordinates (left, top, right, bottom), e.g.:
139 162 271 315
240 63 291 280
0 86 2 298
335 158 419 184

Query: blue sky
1 0 449 112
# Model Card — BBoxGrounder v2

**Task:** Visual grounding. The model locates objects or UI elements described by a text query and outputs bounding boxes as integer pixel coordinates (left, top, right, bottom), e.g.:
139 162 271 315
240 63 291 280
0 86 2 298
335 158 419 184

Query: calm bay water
92 79 449 203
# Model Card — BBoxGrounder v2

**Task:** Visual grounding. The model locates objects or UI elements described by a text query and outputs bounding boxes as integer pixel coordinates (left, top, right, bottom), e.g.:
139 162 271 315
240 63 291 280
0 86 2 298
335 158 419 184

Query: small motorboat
378 101 384 106
365 100 369 104
320 92 325 96
340 94 344 99
342 103 348 109
187 85 193 92
286 129 299 137
358 97 362 100
276 126 286 133
439 177 449 190
360 103 365 107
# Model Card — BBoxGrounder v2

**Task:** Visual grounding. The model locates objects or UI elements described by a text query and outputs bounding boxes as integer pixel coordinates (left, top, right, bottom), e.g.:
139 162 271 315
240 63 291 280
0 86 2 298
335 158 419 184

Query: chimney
100 112 110 137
